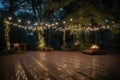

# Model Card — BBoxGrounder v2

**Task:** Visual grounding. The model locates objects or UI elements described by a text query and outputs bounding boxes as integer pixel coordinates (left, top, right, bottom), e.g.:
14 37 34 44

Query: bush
0 49 25 55
61 43 69 51
70 42 88 51
70 41 81 51
80 43 86 50
0 49 13 55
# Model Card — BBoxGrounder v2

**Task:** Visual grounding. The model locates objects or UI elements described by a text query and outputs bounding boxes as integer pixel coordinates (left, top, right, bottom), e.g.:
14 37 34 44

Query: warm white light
78 24 81 26
18 25 21 28
43 27 46 29
24 27 27 29
67 28 70 30
90 44 100 49
8 17 12 20
55 22 58 25
28 21 30 24
112 21 115 24
52 23 55 26
41 23 43 25
81 17 83 20
35 23 38 26
75 26 77 28
48 25 50 28
45 24 48 26
70 18 73 21
63 21 65 24
107 25 110 29
74 29 77 31
102 26 106 29
13 24 17 26
18 19 21 22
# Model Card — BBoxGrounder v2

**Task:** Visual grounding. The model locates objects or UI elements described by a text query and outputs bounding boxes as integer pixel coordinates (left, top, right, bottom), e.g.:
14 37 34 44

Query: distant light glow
81 17 83 20
112 21 115 24
27 32 33 36
27 21 30 24
18 19 21 22
60 8 63 11
34 23 38 26
63 21 65 24
8 17 12 20
105 19 109 23
90 44 100 49
70 18 73 21
55 22 58 25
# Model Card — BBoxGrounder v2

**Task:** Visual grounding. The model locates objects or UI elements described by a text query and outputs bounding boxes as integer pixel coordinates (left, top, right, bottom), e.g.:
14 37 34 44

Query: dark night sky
0 1 3 8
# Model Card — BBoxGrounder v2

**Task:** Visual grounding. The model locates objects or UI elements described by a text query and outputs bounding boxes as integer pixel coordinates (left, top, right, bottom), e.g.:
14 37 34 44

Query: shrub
61 43 69 51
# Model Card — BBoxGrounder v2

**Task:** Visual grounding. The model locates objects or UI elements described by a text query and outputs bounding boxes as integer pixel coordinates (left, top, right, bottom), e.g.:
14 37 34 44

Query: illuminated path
0 51 120 80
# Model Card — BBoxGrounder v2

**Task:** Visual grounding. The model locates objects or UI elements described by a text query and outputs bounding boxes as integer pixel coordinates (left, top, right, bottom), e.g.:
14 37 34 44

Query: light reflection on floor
0 51 120 80
14 61 28 80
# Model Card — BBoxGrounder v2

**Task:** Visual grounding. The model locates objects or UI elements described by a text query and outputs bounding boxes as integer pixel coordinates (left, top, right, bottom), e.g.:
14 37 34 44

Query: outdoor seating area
11 43 27 51
82 44 106 55
39 47 54 51
0 1 120 80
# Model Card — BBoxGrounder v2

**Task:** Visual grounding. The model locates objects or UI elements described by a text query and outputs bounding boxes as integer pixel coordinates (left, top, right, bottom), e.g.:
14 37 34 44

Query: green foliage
110 24 120 43
0 49 25 55
60 43 68 51
37 25 46 49
70 44 80 51
70 40 91 51
4 19 11 50
37 36 46 49
0 49 13 55
110 24 120 34
66 1 113 25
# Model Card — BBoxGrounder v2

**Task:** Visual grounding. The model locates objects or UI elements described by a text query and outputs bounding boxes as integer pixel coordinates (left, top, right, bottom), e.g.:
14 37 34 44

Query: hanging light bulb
63 21 65 24
27 21 30 24
8 17 12 20
55 22 58 25
18 19 21 22
35 22 38 26
70 18 73 21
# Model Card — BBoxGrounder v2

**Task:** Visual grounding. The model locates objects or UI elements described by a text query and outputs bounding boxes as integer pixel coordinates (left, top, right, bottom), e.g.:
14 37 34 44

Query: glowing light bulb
63 21 65 24
28 21 30 24
70 18 73 21
8 17 12 20
18 19 21 22
55 22 58 25
35 23 38 26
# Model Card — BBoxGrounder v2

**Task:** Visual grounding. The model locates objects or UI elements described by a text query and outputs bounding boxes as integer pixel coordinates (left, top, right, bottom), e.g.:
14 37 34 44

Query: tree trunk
63 30 66 44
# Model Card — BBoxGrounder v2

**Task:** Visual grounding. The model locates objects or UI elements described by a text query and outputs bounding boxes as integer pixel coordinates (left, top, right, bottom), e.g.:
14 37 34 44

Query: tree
4 19 10 50
59 0 120 50
1 0 120 50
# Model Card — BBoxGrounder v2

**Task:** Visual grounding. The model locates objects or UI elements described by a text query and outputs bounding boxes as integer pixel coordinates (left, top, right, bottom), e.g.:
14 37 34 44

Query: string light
18 19 21 22
107 25 110 29
45 24 48 26
34 22 38 26
27 21 30 24
78 24 81 26
70 18 73 21
52 23 55 26
55 22 58 25
8 17 12 20
63 21 65 24
5 17 117 35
